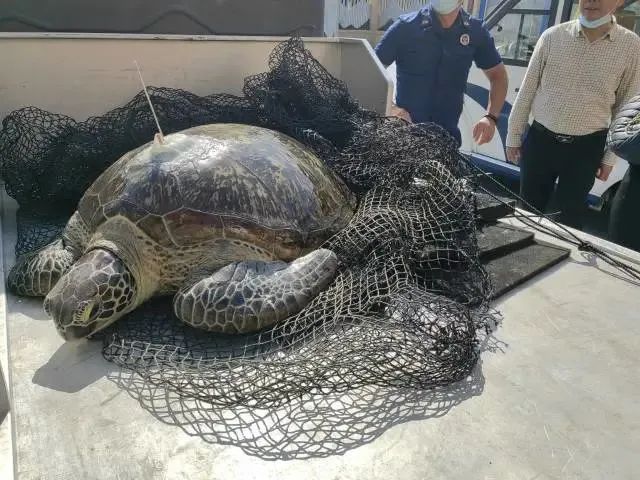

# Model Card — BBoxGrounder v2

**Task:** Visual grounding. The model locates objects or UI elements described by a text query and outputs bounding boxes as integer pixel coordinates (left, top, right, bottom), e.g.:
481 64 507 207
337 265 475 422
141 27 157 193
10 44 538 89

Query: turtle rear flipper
8 238 77 296
173 249 338 333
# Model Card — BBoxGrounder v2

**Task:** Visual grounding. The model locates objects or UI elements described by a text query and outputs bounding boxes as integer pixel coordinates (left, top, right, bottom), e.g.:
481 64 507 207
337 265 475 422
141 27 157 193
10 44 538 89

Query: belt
531 121 606 144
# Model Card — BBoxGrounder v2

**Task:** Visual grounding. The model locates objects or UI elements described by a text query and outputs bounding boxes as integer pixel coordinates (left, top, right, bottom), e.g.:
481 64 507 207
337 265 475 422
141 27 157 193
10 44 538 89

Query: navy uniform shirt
375 6 502 144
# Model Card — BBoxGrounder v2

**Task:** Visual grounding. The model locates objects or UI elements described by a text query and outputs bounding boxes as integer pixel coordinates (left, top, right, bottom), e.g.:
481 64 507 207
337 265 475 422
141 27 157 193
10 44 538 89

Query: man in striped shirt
506 0 640 229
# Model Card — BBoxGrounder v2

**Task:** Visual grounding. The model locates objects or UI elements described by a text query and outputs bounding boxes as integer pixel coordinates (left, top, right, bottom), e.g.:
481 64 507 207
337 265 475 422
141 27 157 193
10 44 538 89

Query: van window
486 0 557 65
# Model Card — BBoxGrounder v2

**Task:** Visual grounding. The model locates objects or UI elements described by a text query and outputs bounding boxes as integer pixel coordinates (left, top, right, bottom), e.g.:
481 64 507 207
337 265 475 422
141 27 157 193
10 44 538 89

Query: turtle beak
60 324 96 342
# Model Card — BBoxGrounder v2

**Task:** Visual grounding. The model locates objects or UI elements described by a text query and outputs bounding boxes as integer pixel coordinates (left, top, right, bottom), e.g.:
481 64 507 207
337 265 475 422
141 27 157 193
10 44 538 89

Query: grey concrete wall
0 180 9 427
339 38 393 116
0 363 7 424
0 181 13 480
0 0 327 36
0 34 391 122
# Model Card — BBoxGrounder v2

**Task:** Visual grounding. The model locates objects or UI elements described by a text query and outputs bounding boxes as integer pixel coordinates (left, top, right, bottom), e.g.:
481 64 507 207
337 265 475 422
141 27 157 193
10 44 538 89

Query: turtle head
43 248 137 341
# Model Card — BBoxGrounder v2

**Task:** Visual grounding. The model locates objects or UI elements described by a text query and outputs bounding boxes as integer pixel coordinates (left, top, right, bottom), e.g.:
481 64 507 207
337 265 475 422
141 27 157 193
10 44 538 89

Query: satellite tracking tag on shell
133 59 165 144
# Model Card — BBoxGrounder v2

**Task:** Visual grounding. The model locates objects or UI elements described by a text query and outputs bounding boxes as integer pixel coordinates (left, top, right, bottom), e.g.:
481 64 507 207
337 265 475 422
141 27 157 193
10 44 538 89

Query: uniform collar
567 16 619 42
420 5 470 31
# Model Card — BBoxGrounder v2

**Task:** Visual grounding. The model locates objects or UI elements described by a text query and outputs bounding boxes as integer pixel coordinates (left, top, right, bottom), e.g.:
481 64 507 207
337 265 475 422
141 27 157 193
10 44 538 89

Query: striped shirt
506 18 640 166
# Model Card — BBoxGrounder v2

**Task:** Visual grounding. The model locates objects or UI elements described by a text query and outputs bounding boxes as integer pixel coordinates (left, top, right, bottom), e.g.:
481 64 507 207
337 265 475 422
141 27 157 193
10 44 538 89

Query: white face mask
579 6 616 29
431 0 462 15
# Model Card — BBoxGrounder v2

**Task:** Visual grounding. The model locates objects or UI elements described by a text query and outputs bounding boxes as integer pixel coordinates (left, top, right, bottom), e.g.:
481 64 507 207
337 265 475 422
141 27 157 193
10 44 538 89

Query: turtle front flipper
173 248 338 333
8 238 77 297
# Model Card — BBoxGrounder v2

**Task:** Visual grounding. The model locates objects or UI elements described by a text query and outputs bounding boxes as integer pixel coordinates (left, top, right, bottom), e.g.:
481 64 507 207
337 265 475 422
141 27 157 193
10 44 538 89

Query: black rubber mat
483 239 571 299
477 223 534 260
475 191 516 223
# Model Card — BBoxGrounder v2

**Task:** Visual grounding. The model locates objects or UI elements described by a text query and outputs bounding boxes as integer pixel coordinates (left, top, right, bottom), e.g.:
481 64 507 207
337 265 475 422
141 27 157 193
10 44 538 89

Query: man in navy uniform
374 0 508 146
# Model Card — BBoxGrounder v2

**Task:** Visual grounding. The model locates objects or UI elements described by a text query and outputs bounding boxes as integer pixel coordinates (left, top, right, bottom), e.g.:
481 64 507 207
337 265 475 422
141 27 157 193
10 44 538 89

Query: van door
460 0 560 160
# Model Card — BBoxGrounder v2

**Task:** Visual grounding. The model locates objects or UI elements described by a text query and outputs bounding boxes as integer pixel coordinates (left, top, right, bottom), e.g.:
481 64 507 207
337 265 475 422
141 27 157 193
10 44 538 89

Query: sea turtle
8 123 356 341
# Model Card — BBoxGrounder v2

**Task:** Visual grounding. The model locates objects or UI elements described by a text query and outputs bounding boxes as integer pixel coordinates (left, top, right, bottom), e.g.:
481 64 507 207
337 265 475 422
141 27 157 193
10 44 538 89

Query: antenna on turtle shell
133 59 165 144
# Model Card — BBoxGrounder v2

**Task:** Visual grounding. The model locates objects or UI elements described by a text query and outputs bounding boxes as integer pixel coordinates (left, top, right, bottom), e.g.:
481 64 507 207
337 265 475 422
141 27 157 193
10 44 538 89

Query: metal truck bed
1 33 639 480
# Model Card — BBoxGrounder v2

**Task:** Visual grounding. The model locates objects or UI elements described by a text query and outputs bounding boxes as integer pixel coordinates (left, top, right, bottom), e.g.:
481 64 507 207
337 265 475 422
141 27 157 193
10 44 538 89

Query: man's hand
390 104 412 123
596 163 613 181
473 117 496 145
506 146 521 164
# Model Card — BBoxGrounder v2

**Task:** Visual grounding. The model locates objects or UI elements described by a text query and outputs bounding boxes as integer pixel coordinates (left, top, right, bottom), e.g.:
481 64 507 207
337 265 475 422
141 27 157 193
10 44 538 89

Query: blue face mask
579 10 614 28
431 0 461 14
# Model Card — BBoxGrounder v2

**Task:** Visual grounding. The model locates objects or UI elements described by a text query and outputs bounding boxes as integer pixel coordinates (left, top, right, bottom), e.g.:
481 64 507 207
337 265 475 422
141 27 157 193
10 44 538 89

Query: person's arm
374 19 412 122
473 63 508 144
485 63 508 118
505 32 548 163
374 19 402 68
598 43 640 180
472 26 508 145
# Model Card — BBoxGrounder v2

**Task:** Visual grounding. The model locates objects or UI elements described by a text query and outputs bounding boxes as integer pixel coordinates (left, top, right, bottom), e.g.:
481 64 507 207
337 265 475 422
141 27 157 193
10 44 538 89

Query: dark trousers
519 122 607 229
608 165 640 252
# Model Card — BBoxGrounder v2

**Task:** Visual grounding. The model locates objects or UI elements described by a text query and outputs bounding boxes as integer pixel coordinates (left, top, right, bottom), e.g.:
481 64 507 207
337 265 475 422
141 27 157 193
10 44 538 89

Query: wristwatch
484 113 499 124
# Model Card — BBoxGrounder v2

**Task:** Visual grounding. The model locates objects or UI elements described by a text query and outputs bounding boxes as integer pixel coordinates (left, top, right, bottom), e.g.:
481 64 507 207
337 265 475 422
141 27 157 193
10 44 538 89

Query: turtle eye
74 299 98 324
86 303 98 321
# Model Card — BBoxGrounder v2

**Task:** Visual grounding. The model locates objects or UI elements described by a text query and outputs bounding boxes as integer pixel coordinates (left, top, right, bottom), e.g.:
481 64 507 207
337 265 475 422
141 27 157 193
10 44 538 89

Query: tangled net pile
0 37 496 457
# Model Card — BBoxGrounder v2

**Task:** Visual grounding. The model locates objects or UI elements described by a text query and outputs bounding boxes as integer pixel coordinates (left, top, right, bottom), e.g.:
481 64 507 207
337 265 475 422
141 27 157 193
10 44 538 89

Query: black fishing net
0 36 499 457
607 92 640 166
